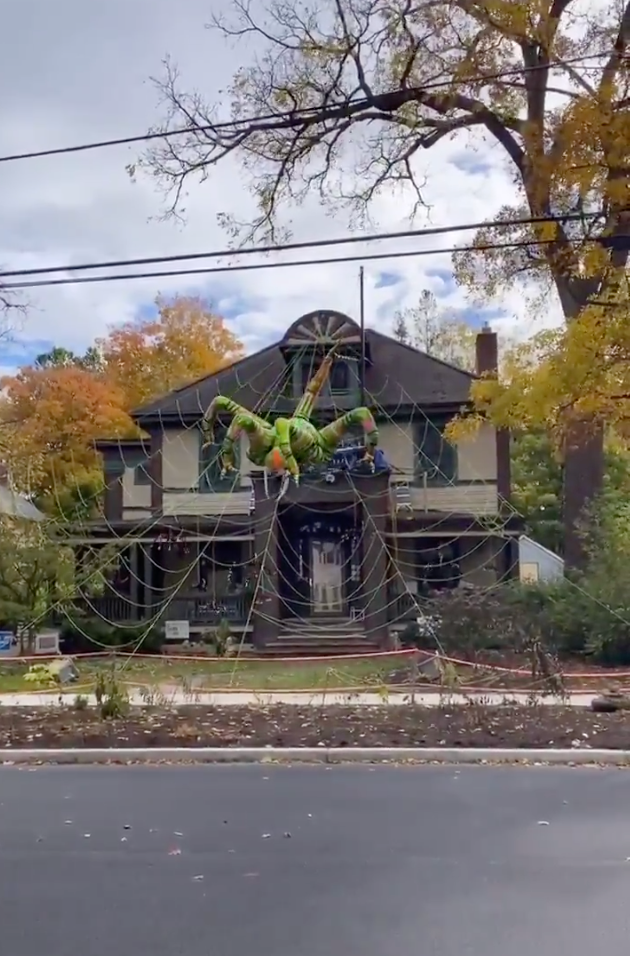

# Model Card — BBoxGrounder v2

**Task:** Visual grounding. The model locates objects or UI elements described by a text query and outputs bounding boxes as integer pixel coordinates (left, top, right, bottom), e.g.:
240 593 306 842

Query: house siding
122 468 151 510
158 419 498 516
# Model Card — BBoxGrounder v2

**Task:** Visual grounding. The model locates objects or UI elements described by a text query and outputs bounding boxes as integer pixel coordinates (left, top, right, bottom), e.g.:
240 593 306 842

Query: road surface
0 764 628 955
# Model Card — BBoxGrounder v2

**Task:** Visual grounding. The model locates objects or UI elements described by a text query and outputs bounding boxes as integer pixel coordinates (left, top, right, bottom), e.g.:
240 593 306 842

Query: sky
0 0 565 378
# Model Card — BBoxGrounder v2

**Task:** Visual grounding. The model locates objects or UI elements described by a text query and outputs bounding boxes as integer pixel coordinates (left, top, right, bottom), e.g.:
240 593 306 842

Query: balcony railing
83 592 253 626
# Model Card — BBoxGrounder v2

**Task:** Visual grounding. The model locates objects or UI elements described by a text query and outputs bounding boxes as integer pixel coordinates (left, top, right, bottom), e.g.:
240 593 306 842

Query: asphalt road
1 764 629 956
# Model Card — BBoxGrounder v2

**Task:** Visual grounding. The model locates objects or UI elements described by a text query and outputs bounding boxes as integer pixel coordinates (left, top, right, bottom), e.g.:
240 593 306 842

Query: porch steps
262 616 380 657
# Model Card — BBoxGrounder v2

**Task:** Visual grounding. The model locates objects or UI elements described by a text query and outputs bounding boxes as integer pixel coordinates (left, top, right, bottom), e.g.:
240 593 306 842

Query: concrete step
279 620 365 637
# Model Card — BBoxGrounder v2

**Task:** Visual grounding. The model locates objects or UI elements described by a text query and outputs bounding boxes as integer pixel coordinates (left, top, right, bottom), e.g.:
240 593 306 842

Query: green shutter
198 425 240 492
417 416 457 486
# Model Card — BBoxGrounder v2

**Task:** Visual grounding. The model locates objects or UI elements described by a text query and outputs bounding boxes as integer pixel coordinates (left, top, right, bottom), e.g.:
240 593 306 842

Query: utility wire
0 53 608 165
0 212 600 280
1 235 589 291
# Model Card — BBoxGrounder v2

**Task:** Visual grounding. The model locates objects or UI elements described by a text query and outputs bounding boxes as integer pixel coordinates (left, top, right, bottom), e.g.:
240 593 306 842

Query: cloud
0 0 564 378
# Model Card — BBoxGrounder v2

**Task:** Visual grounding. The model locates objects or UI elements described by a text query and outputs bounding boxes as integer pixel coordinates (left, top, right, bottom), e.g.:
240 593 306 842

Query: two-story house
87 309 521 652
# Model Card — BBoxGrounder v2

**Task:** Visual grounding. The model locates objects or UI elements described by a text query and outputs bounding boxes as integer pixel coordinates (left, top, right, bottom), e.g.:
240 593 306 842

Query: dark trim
149 427 163 513
103 467 124 522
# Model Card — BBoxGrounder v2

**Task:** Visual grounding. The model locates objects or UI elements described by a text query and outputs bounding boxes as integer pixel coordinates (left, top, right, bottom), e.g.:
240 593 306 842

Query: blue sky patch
449 152 492 176
0 336 55 369
374 271 402 289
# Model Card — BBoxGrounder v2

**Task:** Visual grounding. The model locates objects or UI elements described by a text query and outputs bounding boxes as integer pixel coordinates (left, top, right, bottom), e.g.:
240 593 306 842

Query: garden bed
1 704 630 750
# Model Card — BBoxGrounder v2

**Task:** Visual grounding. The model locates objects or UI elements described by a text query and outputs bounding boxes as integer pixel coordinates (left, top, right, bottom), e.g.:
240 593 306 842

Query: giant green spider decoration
202 348 379 494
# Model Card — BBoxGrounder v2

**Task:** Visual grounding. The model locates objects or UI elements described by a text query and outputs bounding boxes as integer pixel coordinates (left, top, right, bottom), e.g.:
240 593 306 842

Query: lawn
0 653 408 695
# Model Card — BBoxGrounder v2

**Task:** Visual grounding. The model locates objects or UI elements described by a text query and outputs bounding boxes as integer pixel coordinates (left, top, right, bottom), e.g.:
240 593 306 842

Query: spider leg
317 408 379 466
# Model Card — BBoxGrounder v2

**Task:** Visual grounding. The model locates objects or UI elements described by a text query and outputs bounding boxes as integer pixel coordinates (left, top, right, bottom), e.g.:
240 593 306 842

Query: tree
99 294 245 410
0 515 116 653
510 427 630 554
135 0 630 567
393 290 477 370
35 346 104 372
0 364 133 500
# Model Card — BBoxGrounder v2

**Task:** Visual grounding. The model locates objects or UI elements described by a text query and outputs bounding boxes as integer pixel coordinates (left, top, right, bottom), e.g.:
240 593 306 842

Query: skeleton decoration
201 348 379 497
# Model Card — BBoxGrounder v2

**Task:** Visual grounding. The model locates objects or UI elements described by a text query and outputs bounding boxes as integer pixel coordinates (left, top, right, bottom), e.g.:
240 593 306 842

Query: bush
59 617 164 655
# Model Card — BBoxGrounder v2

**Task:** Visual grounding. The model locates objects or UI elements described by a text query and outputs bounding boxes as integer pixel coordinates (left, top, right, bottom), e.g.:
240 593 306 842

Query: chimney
475 322 498 376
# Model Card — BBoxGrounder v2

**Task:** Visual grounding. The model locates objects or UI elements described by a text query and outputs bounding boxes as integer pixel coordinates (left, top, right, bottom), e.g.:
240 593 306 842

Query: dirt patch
1 704 630 749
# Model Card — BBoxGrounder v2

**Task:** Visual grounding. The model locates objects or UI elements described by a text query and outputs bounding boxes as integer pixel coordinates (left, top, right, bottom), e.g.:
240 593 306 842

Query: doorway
310 539 344 614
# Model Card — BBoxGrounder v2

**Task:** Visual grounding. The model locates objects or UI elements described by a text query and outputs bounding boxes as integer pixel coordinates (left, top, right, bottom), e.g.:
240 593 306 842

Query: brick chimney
475 323 512 560
475 322 498 376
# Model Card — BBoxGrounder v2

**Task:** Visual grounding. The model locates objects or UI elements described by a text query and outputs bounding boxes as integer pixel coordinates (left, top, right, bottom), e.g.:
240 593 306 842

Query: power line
0 54 608 165
0 212 600 279
1 235 588 291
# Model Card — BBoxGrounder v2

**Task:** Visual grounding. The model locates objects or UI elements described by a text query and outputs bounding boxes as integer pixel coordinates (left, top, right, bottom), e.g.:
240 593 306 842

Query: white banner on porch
165 620 190 642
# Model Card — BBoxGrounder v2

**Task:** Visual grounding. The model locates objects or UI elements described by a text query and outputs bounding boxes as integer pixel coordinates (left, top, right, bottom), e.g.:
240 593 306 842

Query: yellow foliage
467 286 630 440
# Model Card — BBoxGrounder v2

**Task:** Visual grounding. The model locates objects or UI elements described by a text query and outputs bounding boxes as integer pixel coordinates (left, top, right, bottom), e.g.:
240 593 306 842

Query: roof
131 310 477 424
0 485 45 521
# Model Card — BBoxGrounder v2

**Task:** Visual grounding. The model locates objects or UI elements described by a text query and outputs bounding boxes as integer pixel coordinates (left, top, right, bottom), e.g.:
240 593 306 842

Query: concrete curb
0 747 629 766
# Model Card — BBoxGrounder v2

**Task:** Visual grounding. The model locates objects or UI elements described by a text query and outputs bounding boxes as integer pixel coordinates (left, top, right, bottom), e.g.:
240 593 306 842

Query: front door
310 539 344 614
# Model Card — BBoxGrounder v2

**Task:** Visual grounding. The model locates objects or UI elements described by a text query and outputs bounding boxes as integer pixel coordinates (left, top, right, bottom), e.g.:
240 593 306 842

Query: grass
0 654 404 695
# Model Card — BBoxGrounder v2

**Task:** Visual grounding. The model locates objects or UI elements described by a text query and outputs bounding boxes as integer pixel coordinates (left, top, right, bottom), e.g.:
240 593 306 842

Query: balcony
82 592 253 626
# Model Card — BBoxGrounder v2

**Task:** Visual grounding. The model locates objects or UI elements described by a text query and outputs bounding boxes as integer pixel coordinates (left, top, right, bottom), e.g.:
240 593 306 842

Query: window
416 416 457 485
330 360 350 393
299 358 354 395
133 460 151 485
199 426 239 492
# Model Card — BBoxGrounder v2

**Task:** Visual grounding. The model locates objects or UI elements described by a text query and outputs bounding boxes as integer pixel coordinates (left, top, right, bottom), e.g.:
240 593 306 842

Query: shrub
59 618 164 655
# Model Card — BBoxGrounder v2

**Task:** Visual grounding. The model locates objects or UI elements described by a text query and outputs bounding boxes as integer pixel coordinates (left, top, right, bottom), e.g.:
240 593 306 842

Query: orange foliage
0 364 133 496
100 294 245 409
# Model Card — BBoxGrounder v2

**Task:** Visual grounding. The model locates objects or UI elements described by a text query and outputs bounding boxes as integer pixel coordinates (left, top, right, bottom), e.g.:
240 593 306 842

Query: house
518 535 564 583
0 465 45 521
83 309 522 652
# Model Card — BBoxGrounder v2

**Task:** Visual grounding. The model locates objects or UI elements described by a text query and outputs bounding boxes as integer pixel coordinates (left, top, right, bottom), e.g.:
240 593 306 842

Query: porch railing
82 592 253 626
389 590 419 624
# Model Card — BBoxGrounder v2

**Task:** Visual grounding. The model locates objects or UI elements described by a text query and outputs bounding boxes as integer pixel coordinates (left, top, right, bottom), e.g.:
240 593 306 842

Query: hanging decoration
201 346 381 497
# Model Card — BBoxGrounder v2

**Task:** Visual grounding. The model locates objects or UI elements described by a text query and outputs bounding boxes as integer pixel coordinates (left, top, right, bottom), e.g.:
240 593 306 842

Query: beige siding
408 483 498 514
163 491 251 516
379 421 415 474
121 469 151 509
456 423 497 482
162 427 252 490
162 428 202 490
123 508 152 521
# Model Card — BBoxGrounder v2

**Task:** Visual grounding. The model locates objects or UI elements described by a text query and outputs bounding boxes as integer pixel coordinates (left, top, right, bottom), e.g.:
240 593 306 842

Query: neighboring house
0 483 45 522
85 310 522 651
518 535 564 583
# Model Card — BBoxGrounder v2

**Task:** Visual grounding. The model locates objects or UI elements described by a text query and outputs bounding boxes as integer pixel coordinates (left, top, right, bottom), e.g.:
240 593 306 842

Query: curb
0 747 629 766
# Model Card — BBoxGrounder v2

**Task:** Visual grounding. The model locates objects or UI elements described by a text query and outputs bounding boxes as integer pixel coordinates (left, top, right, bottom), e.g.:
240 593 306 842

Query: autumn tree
0 515 116 653
99 294 244 409
0 364 133 502
134 0 630 566
393 290 478 370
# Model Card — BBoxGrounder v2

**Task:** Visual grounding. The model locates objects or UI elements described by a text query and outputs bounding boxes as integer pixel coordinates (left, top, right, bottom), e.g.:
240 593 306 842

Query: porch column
358 473 391 648
251 475 281 648
129 544 140 621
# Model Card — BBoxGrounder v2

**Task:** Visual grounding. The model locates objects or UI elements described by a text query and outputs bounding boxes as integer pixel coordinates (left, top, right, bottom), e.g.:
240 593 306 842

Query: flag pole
359 266 366 406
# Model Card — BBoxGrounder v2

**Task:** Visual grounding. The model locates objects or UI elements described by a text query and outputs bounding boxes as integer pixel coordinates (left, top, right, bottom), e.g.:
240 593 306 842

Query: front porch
74 473 519 652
